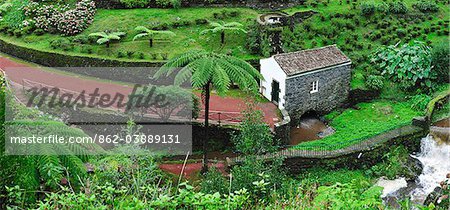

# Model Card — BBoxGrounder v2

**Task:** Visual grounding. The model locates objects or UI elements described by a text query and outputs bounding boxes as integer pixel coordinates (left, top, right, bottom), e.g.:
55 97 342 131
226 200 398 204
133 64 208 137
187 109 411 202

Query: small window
310 80 319 93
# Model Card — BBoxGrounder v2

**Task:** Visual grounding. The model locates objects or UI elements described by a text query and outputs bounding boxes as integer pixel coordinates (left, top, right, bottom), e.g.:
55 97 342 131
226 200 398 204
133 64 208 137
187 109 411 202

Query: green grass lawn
293 100 422 150
1 7 260 61
0 0 448 64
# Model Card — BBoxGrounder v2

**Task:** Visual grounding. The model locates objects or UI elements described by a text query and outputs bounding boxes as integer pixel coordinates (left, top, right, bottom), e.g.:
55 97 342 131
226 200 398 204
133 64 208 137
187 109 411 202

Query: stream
378 118 450 206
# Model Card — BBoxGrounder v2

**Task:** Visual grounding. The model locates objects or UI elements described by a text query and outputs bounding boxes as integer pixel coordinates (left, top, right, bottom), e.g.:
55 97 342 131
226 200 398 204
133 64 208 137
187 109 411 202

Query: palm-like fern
200 21 247 45
133 26 176 47
154 50 262 172
89 31 126 48
0 80 103 206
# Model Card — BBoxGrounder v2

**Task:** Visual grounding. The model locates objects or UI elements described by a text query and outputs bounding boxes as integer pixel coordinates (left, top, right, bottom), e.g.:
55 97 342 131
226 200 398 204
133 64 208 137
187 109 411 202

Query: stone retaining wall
284 125 427 173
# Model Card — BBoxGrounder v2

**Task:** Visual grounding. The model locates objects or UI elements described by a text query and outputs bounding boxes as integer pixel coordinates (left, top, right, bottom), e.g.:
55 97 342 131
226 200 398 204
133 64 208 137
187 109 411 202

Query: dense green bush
413 1 439 12
431 41 450 83
365 75 384 91
388 1 408 14
410 94 432 111
155 0 171 8
2 0 28 29
119 0 149 8
371 41 435 91
360 2 376 16
201 167 228 195
49 38 74 51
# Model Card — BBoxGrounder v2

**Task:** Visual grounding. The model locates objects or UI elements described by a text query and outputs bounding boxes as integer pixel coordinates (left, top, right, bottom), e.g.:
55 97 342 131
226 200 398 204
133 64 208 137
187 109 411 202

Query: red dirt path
0 55 279 127
0 54 280 178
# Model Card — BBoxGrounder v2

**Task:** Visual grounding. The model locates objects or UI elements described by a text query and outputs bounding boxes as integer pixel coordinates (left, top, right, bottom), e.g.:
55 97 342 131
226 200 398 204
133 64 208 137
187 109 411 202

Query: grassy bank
293 100 421 150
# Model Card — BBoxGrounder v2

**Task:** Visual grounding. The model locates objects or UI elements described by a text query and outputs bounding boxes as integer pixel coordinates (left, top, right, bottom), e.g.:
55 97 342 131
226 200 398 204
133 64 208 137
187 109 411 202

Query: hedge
0 37 261 84
0 38 168 84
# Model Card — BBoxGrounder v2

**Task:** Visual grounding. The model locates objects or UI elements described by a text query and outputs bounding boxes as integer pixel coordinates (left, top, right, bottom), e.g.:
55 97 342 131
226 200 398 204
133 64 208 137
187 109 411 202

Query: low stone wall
284 125 428 173
274 108 291 145
0 38 261 84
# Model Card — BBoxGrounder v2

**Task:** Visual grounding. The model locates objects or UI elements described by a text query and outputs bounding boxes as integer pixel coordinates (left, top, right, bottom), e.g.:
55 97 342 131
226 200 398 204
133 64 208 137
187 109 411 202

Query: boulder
424 187 443 206
404 156 424 182
412 116 428 128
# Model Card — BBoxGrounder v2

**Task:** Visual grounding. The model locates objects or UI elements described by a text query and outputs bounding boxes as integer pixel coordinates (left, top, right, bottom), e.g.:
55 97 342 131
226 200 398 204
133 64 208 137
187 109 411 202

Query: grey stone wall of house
284 64 352 122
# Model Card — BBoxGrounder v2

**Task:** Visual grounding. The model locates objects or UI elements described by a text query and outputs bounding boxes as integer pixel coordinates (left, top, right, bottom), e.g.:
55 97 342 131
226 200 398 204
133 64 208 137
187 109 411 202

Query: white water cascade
411 135 450 203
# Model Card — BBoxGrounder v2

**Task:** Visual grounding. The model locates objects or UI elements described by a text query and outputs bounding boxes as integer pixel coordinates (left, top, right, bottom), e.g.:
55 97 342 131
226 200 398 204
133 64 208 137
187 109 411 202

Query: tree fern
200 21 247 44
0 77 104 206
154 50 262 172
133 26 175 47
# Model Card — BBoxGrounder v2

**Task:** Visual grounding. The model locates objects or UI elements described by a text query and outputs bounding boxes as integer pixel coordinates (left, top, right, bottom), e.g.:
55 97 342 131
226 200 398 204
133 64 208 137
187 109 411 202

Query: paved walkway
0 54 280 127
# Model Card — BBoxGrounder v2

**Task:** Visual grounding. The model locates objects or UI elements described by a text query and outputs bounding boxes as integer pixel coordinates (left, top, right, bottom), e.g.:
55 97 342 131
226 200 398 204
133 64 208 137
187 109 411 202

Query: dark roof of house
273 45 351 76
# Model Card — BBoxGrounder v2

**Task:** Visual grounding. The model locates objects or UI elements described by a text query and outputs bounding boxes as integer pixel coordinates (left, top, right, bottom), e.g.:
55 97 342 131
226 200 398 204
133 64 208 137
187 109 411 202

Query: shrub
201 167 228 195
365 75 384 91
126 51 135 58
71 35 91 44
119 0 149 8
376 2 389 13
431 41 450 83
160 52 168 60
413 1 439 12
155 0 171 8
195 18 208 25
371 41 435 91
33 28 44 36
137 52 145 59
150 53 158 60
0 23 9 33
80 45 93 54
171 0 181 9
2 0 28 29
396 28 407 37
117 51 125 58
49 38 73 51
388 2 408 14
24 0 96 35
410 94 432 111
12 28 22 37
228 10 240 17
360 2 376 16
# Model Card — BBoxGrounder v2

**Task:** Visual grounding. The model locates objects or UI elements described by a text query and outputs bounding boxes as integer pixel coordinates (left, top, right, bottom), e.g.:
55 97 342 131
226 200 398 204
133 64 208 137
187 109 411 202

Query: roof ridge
270 45 351 76
272 44 338 58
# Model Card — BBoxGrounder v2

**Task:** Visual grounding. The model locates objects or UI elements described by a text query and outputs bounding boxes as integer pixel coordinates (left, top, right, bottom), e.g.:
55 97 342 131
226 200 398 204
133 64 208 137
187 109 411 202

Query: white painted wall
260 57 287 110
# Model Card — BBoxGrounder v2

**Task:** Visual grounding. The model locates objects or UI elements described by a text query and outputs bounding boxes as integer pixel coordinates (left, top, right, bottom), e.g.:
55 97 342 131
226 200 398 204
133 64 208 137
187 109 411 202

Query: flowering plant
24 0 95 35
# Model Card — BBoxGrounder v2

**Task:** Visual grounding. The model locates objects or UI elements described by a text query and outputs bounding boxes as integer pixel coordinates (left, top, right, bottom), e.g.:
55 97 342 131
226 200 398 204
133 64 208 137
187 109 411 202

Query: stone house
259 45 352 121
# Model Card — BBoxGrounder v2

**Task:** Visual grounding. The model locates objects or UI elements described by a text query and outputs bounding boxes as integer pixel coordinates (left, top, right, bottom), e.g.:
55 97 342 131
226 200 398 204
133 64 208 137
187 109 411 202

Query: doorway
271 79 280 104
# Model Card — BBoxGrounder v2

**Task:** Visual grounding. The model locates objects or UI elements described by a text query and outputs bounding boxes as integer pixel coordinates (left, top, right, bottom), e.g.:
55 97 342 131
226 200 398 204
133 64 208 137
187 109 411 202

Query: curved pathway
0 53 279 128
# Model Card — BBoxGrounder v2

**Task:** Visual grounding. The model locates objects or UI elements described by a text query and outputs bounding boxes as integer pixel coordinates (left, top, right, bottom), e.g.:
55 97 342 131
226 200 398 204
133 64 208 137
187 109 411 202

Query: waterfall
411 135 450 202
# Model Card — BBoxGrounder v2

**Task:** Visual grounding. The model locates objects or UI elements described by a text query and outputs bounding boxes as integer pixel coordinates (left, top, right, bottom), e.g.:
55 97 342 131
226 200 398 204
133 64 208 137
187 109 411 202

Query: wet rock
404 156 424 182
429 126 450 144
424 187 443 206
412 116 428 128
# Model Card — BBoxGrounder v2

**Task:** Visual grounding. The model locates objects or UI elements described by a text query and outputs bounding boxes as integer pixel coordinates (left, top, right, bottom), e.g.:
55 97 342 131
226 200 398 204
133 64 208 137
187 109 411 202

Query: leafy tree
371 41 435 91
201 21 247 45
431 40 450 83
89 31 126 48
232 103 277 155
313 179 383 209
133 26 176 48
154 50 262 172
